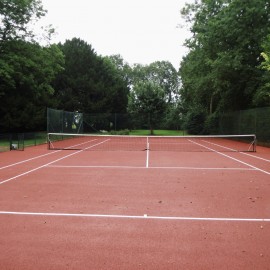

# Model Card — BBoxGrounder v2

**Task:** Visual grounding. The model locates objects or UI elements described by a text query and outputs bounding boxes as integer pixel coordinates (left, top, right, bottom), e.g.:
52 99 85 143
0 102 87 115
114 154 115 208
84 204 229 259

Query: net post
47 133 51 150
253 134 257 152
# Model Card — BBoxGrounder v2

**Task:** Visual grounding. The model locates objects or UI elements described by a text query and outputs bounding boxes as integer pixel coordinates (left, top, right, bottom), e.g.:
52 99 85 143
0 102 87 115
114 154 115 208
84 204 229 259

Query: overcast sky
38 0 193 69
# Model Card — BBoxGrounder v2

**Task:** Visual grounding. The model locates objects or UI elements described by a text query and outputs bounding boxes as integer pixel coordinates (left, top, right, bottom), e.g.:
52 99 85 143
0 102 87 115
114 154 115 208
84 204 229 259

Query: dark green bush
185 107 206 135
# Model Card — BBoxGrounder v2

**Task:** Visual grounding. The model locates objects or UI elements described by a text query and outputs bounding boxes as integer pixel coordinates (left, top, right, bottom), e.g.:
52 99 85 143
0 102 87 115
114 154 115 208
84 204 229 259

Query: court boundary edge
0 211 269 222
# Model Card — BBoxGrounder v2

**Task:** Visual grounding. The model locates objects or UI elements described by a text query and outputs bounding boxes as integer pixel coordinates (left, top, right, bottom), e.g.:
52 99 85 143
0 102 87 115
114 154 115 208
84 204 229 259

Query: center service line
146 148 149 168
146 137 149 168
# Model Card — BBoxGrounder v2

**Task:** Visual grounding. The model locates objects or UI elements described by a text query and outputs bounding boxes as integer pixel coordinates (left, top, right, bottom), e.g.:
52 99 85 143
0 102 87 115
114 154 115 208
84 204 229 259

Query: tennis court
0 134 270 269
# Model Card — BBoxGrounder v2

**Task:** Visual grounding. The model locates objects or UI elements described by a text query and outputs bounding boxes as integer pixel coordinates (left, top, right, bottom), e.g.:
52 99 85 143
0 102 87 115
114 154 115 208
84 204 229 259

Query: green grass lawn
23 132 47 147
0 141 10 152
130 130 186 136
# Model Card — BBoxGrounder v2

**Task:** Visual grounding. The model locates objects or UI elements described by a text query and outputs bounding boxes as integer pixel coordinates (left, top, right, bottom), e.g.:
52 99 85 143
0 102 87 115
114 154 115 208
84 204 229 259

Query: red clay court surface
0 138 270 270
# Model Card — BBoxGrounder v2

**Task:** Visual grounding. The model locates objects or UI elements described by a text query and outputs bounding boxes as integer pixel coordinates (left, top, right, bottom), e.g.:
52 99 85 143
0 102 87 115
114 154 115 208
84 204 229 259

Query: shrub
184 107 206 135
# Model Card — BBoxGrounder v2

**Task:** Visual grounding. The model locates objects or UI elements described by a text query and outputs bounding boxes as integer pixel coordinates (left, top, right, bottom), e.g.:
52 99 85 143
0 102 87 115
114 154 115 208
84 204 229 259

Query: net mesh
47 133 256 152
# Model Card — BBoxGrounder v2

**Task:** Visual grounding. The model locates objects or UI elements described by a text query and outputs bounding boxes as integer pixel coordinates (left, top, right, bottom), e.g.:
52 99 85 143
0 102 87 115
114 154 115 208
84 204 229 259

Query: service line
48 164 256 171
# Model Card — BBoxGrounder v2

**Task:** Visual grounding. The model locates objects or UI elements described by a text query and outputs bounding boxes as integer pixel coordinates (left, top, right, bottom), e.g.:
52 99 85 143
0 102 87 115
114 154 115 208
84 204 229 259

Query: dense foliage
52 38 129 114
127 61 181 132
0 0 46 44
0 0 64 132
0 40 64 131
1 0 270 134
0 1 131 132
180 0 270 134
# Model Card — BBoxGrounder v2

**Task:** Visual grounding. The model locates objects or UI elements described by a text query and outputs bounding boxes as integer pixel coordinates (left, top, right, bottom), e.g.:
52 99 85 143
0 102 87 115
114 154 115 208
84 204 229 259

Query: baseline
1 211 270 222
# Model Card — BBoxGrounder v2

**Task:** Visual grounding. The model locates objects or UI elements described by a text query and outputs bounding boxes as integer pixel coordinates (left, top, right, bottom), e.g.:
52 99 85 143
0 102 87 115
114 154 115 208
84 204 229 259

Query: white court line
203 140 270 162
146 137 149 168
0 138 98 170
241 152 270 162
189 140 270 175
49 138 98 150
202 140 239 152
146 149 149 168
0 150 61 170
48 165 256 171
0 139 110 185
0 211 269 222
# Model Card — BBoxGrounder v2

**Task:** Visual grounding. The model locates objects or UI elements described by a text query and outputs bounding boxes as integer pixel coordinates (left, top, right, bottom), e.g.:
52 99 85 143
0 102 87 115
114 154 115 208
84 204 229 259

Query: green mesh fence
219 107 270 144
47 107 183 134
83 113 147 132
47 108 83 134
47 107 270 145
82 112 179 133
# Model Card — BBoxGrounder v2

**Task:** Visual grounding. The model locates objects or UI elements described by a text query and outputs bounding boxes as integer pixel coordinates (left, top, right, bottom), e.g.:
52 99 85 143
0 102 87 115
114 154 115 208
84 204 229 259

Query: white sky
38 0 193 69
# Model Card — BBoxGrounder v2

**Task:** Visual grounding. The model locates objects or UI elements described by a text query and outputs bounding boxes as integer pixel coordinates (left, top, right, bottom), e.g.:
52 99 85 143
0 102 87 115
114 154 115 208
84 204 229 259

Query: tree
0 40 64 131
147 61 180 103
0 0 64 132
0 0 46 45
128 61 182 131
127 81 167 134
130 61 180 103
53 38 129 114
180 0 270 126
254 35 270 106
105 54 132 88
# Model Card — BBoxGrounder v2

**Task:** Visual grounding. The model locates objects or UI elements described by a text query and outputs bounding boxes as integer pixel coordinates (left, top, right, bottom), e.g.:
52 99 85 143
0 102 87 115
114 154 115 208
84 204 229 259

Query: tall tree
105 54 132 88
147 61 180 103
127 61 181 131
53 38 129 113
130 61 180 103
127 81 167 133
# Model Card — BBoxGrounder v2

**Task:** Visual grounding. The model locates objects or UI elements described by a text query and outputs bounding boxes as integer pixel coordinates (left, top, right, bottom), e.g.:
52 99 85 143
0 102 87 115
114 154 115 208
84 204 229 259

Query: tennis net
47 133 256 152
